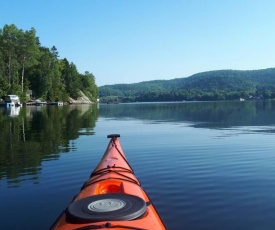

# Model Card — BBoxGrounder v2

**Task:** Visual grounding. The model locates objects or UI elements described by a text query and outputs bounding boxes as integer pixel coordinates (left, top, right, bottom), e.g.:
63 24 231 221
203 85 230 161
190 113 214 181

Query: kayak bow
51 134 166 230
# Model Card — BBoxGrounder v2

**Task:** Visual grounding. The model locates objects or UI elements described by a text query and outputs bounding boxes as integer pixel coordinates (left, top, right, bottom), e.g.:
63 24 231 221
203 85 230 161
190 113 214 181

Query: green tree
79 71 98 100
47 47 67 101
17 27 39 95
0 24 20 93
0 45 7 96
27 47 52 98
60 58 81 99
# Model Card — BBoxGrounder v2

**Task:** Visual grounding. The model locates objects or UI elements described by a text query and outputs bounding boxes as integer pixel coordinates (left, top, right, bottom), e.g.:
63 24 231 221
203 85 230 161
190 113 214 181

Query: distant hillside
99 68 275 102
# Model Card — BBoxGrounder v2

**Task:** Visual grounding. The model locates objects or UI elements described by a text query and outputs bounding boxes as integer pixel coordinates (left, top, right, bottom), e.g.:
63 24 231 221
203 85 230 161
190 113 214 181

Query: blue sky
1 0 275 86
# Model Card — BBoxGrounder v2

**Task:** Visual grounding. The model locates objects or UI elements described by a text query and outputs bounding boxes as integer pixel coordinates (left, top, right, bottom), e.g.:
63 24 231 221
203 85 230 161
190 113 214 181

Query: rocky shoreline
68 91 95 104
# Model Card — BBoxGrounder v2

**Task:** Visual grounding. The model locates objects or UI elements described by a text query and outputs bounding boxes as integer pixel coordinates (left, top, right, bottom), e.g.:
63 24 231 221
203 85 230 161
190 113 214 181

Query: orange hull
51 134 166 230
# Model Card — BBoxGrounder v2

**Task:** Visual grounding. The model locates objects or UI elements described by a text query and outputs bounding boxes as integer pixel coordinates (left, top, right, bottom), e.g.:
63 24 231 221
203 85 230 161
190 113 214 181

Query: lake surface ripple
0 101 275 229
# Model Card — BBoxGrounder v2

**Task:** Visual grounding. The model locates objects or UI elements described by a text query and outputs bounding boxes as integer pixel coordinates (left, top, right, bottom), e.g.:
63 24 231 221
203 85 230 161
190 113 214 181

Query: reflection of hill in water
0 105 98 187
99 101 275 129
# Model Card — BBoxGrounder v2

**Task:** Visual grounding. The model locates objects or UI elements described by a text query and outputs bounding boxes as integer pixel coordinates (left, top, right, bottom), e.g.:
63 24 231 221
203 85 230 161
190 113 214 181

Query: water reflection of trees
0 105 98 185
99 101 275 128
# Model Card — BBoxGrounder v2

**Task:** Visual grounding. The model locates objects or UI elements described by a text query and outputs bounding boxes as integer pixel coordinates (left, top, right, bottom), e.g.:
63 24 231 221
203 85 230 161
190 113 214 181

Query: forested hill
99 68 275 102
0 24 98 103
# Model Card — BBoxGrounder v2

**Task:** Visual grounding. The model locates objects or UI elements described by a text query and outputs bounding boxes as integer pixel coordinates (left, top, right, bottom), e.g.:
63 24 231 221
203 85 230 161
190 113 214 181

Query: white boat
0 95 21 107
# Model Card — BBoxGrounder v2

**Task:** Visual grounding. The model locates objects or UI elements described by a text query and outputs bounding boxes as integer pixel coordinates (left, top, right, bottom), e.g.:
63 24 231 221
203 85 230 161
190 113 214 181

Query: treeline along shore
99 68 275 103
2 24 275 104
0 24 98 103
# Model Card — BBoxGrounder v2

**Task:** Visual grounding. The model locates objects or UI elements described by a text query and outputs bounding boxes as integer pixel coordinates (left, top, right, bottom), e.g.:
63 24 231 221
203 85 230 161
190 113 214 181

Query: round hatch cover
87 198 126 212
66 193 147 223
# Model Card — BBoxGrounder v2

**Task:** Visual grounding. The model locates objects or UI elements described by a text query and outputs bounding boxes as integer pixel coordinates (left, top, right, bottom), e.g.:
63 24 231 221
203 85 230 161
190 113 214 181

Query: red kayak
51 134 166 229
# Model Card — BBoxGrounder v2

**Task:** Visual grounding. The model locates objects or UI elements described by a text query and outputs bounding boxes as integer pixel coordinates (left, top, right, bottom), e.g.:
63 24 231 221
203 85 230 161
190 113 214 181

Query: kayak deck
51 134 166 230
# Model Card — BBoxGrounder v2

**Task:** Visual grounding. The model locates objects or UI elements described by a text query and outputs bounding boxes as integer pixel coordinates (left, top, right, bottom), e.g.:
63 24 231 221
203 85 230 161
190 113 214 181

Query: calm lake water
1 101 275 230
